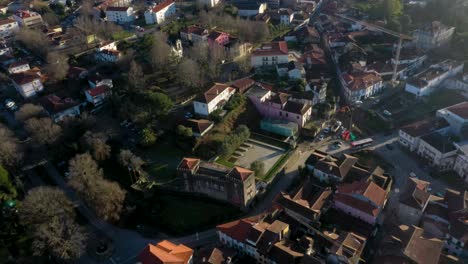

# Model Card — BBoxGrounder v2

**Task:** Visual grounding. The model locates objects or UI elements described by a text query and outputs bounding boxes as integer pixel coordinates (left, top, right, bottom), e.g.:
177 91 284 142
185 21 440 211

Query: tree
19 186 75 228
177 58 203 88
24 117 62 145
19 186 86 261
176 125 193 138
0 165 17 201
250 161 265 177
150 31 172 70
15 28 49 57
81 131 111 161
382 0 403 20
235 125 250 139
146 92 174 117
15 103 46 123
0 124 23 168
68 153 126 222
118 149 145 181
128 60 144 92
140 127 157 147
44 52 69 82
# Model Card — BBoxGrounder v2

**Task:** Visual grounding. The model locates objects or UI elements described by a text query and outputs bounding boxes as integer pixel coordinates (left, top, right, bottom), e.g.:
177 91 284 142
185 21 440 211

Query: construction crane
331 14 414 85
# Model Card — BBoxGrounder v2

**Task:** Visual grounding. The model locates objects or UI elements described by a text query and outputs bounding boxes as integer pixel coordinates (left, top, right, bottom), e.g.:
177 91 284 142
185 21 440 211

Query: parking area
233 139 286 173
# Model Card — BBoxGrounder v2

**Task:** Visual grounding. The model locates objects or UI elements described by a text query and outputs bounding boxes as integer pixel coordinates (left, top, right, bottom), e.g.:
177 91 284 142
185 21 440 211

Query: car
4 99 17 111
385 144 394 150
323 127 330 134
318 134 324 141
335 120 342 126
355 100 363 105
383 110 392 117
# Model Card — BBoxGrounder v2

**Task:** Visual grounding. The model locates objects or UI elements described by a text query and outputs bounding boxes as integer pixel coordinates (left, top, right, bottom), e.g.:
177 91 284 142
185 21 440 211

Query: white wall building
144 0 176 25
0 18 19 37
340 71 383 103
436 102 468 137
405 60 464 97
13 10 43 28
417 132 458 170
413 21 455 50
251 41 289 68
193 83 236 116
10 70 44 98
8 61 30 74
105 6 134 24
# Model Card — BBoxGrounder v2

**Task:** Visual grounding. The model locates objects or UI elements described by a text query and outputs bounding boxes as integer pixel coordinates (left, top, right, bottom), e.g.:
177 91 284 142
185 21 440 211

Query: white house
453 142 468 183
340 71 383 103
251 41 289 68
13 10 43 28
10 69 44 98
436 102 468 137
144 0 176 25
276 61 305 80
405 60 464 97
85 84 112 106
8 61 30 74
417 132 458 171
413 21 455 50
0 18 19 38
193 83 236 117
233 2 267 17
40 95 81 122
399 118 450 152
278 8 294 25
180 25 209 43
105 6 134 24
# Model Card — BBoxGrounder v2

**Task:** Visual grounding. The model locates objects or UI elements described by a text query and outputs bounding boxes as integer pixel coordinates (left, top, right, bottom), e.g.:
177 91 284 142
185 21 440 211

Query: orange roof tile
138 240 193 264
178 158 200 170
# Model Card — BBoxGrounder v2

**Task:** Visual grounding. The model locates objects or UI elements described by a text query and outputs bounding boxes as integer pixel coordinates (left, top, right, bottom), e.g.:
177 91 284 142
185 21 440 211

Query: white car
318 134 325 141
4 99 17 111
383 110 392 117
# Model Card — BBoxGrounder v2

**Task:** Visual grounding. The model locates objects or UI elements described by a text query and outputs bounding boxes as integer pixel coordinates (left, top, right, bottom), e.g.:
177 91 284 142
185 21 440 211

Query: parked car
383 110 392 117
318 134 325 141
323 127 330 134
4 99 17 111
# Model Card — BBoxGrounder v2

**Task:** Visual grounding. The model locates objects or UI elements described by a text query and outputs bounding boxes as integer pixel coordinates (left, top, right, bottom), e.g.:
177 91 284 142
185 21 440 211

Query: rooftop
400 118 449 137
420 132 456 153
138 240 193 264
151 0 174 13
440 101 468 120
252 41 288 57
39 95 80 115
196 83 235 104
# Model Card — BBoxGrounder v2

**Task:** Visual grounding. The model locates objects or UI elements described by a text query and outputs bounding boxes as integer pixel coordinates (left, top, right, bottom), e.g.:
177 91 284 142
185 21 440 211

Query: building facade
144 0 176 25
251 41 289 68
193 83 236 117
0 19 19 38
105 6 134 24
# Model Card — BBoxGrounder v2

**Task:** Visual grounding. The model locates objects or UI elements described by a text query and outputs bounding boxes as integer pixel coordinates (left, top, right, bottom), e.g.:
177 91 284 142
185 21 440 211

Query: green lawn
146 163 175 183
261 152 291 182
131 192 242 235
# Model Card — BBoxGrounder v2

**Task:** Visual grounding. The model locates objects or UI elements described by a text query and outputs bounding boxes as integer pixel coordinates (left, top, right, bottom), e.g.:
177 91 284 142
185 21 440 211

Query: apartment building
193 83 236 117
13 10 43 28
251 41 289 68
144 0 176 25
105 6 134 24
413 21 455 50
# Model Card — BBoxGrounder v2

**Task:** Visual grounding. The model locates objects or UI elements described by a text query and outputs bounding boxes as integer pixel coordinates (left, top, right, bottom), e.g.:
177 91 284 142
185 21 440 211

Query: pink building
333 181 388 225
207 31 230 48
246 85 312 127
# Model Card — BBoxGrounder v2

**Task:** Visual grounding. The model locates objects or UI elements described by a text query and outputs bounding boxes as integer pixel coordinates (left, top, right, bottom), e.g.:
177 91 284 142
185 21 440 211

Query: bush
209 109 223 123
220 125 250 158
225 94 245 111
250 161 265 177
140 127 157 147
176 125 193 138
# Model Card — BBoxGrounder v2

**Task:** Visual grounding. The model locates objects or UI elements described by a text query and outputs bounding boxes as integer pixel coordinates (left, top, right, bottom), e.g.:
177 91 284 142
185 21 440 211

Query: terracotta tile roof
217 215 263 242
342 71 382 91
196 83 234 104
151 0 174 13
10 69 41 85
207 31 228 41
178 157 200 170
232 77 255 93
334 193 381 217
181 25 208 36
404 227 444 264
399 177 431 209
277 184 332 219
335 180 387 216
8 61 28 69
39 94 80 115
198 247 236 264
228 166 253 181
252 41 288 57
106 6 130 12
444 102 468 120
0 18 16 26
185 119 213 135
15 9 40 18
400 118 449 137
87 85 111 97
138 241 193 264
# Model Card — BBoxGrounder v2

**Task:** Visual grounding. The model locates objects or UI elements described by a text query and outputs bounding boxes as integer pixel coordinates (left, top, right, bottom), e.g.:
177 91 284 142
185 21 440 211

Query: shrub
140 127 157 147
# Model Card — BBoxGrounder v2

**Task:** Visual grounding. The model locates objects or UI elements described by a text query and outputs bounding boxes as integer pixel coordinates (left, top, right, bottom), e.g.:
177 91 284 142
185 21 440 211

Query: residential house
232 2 267 17
453 142 468 183
40 95 81 122
138 240 194 264
198 0 221 8
306 79 327 105
232 77 256 94
398 177 432 225
67 67 88 80
413 21 455 50
98 41 118 51
85 84 112 106
0 18 19 38
180 25 209 43
177 158 256 209
417 132 458 170
374 225 445 264
105 6 134 24
320 231 367 264
207 31 230 48
340 71 383 103
333 180 388 225
193 83 236 117
268 9 294 25
398 118 450 152
251 41 289 68
276 182 332 226
144 0 176 25
405 60 464 97
0 43 12 56
95 49 121 62
246 86 312 127
13 10 43 28
442 189 468 257
8 61 30 74
196 246 236 264
436 101 468 137
184 119 214 137
306 152 370 183
10 68 44 98
276 61 305 80
285 25 321 45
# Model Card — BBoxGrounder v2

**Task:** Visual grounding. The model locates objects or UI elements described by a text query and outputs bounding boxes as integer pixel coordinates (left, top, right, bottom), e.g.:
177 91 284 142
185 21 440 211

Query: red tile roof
197 83 234 104
152 0 174 13
0 18 16 26
217 215 263 242
232 77 255 93
178 158 200 170
181 25 208 36
138 240 193 264
337 181 387 207
342 71 382 91
252 41 289 57
10 69 41 85
8 61 28 69
229 166 254 181
106 6 130 12
87 85 111 97
444 102 468 120
39 94 80 115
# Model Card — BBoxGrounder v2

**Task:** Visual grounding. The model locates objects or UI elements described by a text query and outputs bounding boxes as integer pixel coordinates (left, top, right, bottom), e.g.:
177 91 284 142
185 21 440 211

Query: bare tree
128 60 144 92
44 52 70 82
19 186 87 261
15 104 46 123
68 153 126 222
187 42 209 64
119 149 145 181
81 131 111 161
0 124 23 168
32 216 87 260
15 28 49 57
24 117 62 145
150 31 172 70
177 58 204 88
